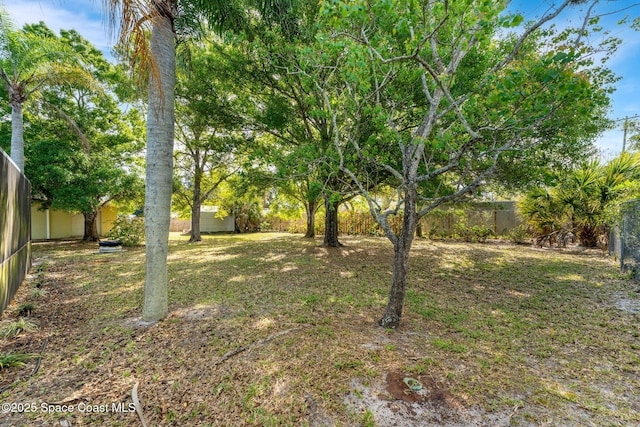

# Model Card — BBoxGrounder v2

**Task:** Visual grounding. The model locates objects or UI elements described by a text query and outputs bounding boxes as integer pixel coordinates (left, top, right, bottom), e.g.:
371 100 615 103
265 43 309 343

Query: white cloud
2 0 113 55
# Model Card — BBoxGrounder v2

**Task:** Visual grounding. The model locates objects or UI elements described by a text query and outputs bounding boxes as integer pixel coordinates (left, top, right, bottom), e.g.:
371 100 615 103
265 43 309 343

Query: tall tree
39 27 144 240
223 6 385 245
103 0 298 321
321 0 619 328
25 136 144 241
0 11 91 171
173 42 249 242
106 0 194 321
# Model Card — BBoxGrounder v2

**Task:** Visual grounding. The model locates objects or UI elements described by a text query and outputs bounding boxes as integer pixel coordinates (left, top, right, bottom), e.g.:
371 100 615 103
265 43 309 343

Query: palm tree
0 10 91 171
102 0 294 321
521 153 640 248
102 0 177 321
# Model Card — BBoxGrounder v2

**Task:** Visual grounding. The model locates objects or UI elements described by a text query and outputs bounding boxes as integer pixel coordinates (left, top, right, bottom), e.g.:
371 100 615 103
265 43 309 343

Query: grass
0 352 34 370
0 233 638 426
29 288 48 299
0 318 39 339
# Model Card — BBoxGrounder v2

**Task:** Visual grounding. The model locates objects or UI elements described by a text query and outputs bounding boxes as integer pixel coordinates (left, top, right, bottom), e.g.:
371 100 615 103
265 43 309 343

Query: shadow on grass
10 233 638 426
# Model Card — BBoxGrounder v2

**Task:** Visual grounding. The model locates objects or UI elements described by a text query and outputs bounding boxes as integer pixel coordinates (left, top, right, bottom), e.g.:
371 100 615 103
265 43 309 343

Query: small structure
98 240 123 253
200 206 235 233
31 203 117 240
169 206 235 233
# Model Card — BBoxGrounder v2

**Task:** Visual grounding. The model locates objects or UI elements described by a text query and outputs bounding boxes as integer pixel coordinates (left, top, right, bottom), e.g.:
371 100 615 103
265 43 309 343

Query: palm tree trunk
10 102 25 172
143 2 176 322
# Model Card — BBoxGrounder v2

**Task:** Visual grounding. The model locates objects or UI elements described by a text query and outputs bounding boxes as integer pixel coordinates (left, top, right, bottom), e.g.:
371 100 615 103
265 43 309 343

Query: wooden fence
264 201 521 238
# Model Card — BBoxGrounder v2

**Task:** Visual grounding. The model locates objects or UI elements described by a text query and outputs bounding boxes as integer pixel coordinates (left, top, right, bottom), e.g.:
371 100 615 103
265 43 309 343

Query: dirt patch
345 372 512 427
613 293 640 314
170 304 231 320
384 372 463 408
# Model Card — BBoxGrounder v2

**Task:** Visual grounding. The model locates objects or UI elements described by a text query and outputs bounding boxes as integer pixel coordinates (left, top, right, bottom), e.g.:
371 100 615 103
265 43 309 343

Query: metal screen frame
0 148 32 315
620 199 640 279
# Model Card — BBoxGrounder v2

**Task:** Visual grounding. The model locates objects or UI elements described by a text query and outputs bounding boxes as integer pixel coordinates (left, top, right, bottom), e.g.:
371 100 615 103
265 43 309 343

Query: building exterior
200 206 235 233
30 203 118 240
169 206 235 233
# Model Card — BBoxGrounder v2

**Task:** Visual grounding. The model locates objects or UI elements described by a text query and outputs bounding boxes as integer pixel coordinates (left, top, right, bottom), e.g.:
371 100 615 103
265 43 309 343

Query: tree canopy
312 0 619 327
19 24 144 240
0 12 94 171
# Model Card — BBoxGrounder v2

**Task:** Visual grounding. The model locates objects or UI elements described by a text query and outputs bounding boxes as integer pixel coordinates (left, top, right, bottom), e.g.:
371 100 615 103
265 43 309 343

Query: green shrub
0 318 39 339
508 224 530 244
428 226 449 240
0 352 35 370
106 216 145 246
454 223 494 243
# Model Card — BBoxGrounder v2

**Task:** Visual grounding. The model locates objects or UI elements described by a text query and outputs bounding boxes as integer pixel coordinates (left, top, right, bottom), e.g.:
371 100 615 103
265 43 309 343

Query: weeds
0 318 39 339
0 352 34 370
29 288 48 299
2 234 637 426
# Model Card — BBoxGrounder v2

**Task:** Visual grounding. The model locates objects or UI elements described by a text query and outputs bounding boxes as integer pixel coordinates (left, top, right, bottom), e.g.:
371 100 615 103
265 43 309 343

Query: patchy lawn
1 233 639 426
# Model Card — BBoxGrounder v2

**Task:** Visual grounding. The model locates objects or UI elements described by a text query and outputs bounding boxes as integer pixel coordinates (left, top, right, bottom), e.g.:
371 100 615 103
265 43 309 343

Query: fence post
620 215 625 270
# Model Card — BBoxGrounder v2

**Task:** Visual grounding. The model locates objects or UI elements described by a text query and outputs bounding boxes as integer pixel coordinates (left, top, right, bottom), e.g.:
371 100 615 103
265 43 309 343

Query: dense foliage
519 152 640 248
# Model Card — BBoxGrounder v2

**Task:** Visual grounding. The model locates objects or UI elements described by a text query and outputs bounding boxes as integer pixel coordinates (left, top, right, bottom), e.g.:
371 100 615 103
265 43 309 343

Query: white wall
200 212 235 232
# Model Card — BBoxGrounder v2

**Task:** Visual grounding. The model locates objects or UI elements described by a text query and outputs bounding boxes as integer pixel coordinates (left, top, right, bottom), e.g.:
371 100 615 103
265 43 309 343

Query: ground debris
213 327 303 366
345 373 513 427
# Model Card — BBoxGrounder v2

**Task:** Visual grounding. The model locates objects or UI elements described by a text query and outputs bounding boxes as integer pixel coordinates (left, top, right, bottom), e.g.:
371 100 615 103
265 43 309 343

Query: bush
106 216 145 246
0 352 35 370
0 318 38 339
454 223 494 243
428 227 449 240
507 224 530 244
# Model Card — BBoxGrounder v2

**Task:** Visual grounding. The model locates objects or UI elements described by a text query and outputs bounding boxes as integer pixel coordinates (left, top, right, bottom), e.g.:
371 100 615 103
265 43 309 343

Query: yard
1 233 639 426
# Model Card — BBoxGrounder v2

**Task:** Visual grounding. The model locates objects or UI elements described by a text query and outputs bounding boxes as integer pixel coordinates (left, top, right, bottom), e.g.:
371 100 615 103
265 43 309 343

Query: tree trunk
190 168 202 242
143 3 175 322
416 220 424 238
10 102 25 172
578 225 599 248
190 201 201 242
323 195 342 247
304 199 318 238
83 210 99 242
379 186 418 329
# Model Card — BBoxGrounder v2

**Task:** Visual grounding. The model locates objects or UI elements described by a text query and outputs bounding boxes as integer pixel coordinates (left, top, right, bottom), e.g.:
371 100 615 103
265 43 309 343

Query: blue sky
510 1 640 158
3 0 639 158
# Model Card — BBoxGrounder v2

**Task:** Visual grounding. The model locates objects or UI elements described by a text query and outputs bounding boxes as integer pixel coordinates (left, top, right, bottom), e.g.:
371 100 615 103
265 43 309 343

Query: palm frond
189 0 247 35
102 0 155 85
0 6 17 56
